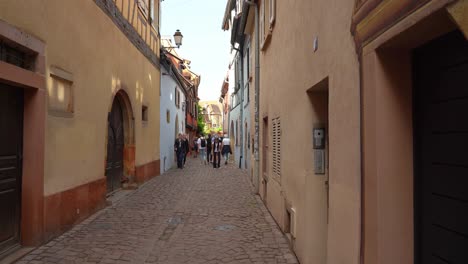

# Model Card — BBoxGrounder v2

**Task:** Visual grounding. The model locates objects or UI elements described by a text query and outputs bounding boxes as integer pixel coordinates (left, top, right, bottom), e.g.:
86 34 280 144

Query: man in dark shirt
183 134 190 167
206 134 212 163
174 133 185 169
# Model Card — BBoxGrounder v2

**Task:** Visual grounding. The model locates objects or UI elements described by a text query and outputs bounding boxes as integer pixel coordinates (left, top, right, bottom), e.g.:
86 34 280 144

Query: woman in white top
221 134 232 165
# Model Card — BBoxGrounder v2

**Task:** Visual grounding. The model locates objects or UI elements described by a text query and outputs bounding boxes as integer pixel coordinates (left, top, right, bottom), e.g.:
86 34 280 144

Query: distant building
160 39 187 174
221 0 252 170
199 100 223 131
160 38 200 171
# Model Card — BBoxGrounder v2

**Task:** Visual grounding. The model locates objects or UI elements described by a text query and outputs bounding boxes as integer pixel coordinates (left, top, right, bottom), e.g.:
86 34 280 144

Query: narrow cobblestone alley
16 159 298 264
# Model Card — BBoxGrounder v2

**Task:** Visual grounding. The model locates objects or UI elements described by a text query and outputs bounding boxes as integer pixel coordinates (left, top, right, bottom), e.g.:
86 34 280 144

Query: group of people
196 134 232 168
174 133 232 169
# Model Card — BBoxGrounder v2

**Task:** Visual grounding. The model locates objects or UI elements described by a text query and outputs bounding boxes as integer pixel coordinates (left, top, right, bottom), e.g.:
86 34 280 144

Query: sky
161 0 231 102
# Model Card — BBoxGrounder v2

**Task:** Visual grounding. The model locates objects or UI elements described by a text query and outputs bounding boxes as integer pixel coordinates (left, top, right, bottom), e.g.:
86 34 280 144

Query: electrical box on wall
313 127 326 174
313 128 325 149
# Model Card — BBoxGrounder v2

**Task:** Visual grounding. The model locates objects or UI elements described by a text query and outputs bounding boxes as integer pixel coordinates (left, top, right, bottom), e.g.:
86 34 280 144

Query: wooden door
0 84 23 255
106 98 124 193
414 30 468 264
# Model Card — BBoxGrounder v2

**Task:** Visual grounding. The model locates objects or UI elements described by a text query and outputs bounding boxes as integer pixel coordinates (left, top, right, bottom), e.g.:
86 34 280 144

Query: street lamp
173 29 183 48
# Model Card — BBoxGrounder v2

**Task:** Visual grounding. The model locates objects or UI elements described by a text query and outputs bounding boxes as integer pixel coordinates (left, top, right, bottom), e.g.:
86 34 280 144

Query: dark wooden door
106 99 124 193
414 30 468 264
0 84 23 255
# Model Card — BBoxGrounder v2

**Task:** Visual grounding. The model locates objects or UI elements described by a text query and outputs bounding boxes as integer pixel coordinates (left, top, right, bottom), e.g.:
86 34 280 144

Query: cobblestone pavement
17 158 298 264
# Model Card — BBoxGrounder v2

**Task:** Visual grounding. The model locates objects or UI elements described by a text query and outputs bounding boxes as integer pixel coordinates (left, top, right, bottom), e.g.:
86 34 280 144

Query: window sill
48 109 74 118
261 27 273 51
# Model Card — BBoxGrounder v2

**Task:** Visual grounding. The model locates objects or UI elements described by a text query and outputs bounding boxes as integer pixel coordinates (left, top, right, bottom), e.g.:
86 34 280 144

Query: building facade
200 100 224 131
222 0 468 264
159 40 187 174
220 74 230 135
356 0 468 263
0 0 161 257
222 0 253 170
254 0 361 263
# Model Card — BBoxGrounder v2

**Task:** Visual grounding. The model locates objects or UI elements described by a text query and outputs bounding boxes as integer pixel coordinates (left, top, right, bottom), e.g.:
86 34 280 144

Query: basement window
0 40 34 70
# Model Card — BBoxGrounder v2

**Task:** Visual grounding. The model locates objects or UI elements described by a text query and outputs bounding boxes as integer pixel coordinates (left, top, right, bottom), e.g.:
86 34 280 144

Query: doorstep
0 247 35 264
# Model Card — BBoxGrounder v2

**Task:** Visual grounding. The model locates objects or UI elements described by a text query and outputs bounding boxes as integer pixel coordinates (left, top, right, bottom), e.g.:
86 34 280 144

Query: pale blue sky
161 0 231 101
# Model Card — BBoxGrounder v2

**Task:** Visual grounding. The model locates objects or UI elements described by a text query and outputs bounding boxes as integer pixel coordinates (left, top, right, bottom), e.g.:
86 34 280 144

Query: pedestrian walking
197 135 207 165
212 137 221 168
206 134 212 163
174 133 185 169
183 134 189 167
192 136 198 158
221 134 232 165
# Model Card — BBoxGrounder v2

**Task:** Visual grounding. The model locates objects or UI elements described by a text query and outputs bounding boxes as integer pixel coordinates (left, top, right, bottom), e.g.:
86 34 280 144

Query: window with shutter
260 0 265 44
272 117 281 178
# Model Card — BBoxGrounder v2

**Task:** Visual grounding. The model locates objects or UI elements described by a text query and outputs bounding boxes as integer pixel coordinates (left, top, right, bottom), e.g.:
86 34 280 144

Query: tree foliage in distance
197 103 206 136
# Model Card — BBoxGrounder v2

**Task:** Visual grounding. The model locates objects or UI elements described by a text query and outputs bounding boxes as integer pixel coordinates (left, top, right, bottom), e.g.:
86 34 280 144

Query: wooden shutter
272 117 281 177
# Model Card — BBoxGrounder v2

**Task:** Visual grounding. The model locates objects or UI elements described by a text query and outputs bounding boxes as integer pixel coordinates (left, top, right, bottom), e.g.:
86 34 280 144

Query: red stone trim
0 19 46 247
0 19 45 56
351 0 454 53
43 178 106 242
0 61 45 90
135 160 160 184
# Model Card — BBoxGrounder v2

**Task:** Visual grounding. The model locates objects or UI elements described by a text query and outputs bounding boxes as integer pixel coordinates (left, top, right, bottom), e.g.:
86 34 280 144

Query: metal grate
0 41 33 70
272 117 281 177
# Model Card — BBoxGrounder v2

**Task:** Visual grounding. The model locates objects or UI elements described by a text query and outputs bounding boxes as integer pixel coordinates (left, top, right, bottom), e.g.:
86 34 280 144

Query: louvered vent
272 117 281 177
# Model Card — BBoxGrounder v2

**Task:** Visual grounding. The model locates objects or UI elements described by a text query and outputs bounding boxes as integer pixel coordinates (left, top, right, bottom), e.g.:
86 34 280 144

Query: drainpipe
245 0 259 194
239 51 245 169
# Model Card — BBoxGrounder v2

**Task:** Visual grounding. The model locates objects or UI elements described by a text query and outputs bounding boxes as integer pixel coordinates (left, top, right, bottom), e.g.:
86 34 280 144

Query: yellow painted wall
258 0 361 263
0 0 161 196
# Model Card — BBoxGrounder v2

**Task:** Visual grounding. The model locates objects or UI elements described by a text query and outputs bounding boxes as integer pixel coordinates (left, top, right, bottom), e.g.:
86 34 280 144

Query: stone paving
16 158 298 264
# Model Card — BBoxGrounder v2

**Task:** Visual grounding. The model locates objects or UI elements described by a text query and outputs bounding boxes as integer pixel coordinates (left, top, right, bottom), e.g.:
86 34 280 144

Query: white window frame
269 0 276 26
260 0 265 44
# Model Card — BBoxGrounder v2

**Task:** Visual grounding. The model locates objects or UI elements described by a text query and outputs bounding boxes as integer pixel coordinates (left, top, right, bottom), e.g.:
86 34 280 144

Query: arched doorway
106 90 134 193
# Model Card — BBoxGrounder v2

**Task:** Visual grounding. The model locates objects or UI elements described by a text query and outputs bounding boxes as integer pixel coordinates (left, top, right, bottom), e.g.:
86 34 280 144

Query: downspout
239 50 245 169
245 0 259 194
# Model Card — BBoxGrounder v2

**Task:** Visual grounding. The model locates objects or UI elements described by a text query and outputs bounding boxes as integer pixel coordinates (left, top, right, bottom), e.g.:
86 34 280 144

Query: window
0 41 34 70
269 0 276 26
260 0 265 44
272 117 281 178
138 0 149 18
236 121 239 146
142 105 148 122
260 0 276 49
166 109 170 123
175 89 181 109
150 0 155 23
48 66 74 117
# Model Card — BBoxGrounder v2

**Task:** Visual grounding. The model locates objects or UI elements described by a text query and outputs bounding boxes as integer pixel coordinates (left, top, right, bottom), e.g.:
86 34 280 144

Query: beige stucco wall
0 0 160 196
360 1 466 263
258 0 360 263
